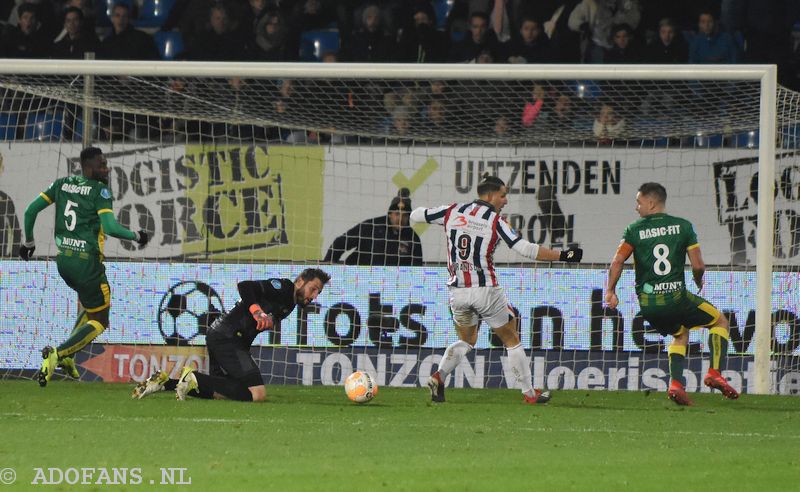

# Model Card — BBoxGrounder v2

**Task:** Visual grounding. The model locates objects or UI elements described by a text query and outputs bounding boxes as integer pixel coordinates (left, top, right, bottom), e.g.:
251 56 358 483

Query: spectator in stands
540 92 578 133
383 105 414 137
521 84 546 128
100 3 159 60
568 0 641 63
396 2 447 63
504 17 552 63
603 23 642 63
160 0 214 51
521 87 579 135
689 10 738 64
255 11 291 60
644 18 688 63
494 116 511 138
346 4 395 62
488 0 514 44
449 12 502 62
476 49 494 63
52 6 99 59
2 2 50 58
419 95 447 131
538 0 582 63
321 51 339 62
7 1 57 39
323 188 423 266
243 0 270 41
593 102 625 143
53 0 97 43
189 4 252 61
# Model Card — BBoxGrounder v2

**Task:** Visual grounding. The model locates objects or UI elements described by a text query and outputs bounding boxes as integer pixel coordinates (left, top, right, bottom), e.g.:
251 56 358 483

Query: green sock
668 345 687 386
71 308 88 334
57 320 104 358
708 328 730 371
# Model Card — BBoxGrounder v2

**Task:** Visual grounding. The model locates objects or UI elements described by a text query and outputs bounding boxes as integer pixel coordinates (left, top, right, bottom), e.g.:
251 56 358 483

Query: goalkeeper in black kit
132 268 330 402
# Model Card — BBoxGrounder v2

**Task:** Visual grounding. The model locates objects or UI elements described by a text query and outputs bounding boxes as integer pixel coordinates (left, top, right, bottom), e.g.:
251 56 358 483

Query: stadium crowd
1 0 798 144
1 0 798 86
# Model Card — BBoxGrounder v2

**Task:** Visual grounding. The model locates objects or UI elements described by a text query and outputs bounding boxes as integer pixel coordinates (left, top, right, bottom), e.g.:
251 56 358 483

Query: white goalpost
0 60 795 396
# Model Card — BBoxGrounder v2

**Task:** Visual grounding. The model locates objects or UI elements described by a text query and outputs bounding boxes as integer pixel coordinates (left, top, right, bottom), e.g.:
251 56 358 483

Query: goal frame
0 60 778 394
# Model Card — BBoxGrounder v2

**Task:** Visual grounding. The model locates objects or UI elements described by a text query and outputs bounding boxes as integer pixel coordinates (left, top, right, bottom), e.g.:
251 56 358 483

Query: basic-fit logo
713 154 800 265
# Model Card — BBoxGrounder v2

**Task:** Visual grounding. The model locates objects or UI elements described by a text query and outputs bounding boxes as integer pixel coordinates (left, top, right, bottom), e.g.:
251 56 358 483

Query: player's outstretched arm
410 205 452 225
534 245 583 262
687 246 705 292
19 195 52 260
496 216 582 263
98 212 149 248
605 241 633 309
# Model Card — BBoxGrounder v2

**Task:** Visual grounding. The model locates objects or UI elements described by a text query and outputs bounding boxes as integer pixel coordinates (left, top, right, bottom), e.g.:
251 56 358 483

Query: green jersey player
605 182 739 406
19 147 150 387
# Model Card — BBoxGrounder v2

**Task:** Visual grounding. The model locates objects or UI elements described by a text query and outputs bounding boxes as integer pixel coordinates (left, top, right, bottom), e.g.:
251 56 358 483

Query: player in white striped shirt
410 174 582 404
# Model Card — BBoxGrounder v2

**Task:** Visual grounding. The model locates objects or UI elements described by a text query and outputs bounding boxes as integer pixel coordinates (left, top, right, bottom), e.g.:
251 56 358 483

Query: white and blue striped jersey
410 199 540 287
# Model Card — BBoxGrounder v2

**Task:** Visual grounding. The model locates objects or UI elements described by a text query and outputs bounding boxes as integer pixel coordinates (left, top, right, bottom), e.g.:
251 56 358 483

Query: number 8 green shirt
41 175 113 260
622 212 698 307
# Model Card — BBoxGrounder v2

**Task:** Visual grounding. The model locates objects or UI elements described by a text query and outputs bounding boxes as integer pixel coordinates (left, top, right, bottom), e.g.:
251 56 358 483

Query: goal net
0 60 797 396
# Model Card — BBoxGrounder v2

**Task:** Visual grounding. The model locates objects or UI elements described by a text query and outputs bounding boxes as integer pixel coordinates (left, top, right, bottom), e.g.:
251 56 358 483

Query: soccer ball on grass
344 371 378 404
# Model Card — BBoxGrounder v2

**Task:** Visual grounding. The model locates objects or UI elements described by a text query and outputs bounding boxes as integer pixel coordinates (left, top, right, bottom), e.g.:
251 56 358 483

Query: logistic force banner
0 143 324 260
1 144 798 264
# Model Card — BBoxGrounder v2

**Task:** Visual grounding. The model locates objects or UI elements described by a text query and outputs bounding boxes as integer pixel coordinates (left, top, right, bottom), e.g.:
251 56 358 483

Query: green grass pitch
1 380 798 491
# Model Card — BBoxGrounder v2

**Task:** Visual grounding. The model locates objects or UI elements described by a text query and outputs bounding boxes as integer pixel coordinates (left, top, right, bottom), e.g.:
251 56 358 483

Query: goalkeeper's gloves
559 247 583 263
249 304 274 331
134 231 150 247
19 241 35 261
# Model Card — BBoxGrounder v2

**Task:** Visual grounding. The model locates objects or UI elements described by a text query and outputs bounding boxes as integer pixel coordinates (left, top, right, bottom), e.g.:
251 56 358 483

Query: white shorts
448 286 513 329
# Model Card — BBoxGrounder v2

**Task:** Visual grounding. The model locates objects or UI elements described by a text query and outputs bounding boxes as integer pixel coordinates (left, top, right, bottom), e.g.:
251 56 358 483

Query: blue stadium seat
574 80 601 99
154 31 184 60
734 130 758 148
96 0 134 27
69 115 84 142
23 111 64 141
299 29 340 62
781 125 800 148
135 0 176 28
639 137 670 148
431 0 451 30
0 113 18 140
694 133 723 148
449 29 466 43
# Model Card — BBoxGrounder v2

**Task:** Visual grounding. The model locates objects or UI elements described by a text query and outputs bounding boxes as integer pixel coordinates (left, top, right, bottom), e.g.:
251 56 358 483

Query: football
344 371 378 403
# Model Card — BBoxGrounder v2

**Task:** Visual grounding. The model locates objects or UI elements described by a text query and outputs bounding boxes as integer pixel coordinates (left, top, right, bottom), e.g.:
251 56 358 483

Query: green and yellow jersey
40 176 115 259
621 213 698 307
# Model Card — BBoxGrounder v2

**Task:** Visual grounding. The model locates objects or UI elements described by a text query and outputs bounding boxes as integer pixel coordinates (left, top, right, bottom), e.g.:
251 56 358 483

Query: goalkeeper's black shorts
206 336 263 388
